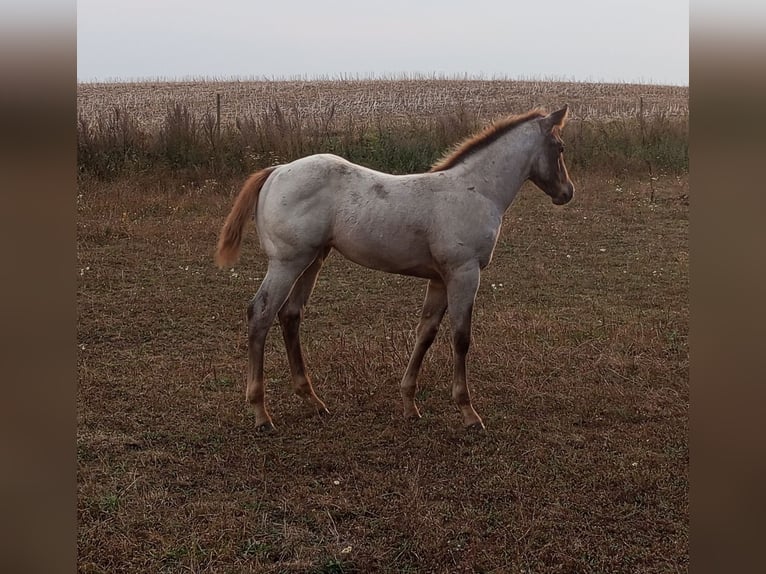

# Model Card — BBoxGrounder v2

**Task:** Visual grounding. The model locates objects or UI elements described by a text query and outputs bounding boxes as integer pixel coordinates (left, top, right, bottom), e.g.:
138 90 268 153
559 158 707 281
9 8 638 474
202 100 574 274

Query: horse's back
257 154 439 274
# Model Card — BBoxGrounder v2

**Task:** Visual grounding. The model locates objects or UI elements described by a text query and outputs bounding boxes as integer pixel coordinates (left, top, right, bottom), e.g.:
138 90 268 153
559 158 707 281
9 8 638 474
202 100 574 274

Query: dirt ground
77 171 688 573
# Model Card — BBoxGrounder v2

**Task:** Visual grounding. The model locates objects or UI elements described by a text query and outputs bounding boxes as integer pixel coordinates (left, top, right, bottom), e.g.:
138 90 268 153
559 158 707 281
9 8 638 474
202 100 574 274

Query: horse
216 105 574 432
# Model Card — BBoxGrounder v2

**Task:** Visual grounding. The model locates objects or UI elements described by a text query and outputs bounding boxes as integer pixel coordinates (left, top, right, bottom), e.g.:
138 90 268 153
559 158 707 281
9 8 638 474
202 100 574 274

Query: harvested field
77 78 688 131
77 164 688 572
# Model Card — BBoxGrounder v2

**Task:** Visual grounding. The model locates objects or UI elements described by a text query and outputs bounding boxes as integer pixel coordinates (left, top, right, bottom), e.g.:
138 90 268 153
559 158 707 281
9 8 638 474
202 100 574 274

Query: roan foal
216 106 574 431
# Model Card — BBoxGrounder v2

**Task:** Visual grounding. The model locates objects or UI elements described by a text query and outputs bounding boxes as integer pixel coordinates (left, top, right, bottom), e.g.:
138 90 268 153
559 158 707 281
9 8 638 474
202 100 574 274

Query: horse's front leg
446 265 484 430
400 279 448 420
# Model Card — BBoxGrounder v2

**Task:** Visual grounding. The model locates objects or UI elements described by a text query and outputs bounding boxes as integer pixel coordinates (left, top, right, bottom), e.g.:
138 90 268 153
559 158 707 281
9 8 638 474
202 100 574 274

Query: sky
77 0 689 85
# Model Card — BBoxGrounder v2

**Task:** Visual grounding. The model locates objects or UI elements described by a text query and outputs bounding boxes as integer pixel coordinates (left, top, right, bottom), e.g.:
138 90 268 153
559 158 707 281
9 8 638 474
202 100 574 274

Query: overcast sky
77 0 689 85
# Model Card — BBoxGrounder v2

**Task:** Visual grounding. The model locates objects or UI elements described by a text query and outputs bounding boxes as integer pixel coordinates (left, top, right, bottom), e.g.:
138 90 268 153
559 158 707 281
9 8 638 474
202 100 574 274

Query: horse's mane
429 109 546 173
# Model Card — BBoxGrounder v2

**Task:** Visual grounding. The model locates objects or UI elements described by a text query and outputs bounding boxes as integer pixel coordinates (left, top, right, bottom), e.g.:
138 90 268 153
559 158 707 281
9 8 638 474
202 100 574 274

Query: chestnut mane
429 109 546 172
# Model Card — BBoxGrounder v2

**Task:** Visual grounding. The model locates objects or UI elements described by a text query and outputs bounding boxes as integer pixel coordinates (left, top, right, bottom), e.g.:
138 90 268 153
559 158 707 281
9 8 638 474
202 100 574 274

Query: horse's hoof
466 421 486 432
255 421 276 433
316 406 331 418
405 413 422 423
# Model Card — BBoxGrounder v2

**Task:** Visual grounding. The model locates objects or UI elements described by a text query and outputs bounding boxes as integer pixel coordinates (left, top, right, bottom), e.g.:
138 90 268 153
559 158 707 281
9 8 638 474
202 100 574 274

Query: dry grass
77 78 688 181
77 168 688 572
77 78 688 131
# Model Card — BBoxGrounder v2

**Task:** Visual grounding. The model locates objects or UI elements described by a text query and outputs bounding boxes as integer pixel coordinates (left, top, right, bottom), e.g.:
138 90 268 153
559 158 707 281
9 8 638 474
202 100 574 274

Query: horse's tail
215 166 277 269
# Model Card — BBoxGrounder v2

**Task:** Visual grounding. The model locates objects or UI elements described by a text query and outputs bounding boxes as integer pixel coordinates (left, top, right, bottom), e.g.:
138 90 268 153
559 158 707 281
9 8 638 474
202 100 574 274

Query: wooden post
216 93 221 137
639 96 656 203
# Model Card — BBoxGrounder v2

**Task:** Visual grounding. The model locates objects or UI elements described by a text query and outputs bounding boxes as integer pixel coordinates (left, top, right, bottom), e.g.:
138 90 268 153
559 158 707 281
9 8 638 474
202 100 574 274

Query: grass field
77 157 688 571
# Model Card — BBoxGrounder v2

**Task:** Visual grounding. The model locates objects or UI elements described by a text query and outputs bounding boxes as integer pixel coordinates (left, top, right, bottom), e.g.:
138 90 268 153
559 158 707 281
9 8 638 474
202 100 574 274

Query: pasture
77 78 687 572
77 174 688 572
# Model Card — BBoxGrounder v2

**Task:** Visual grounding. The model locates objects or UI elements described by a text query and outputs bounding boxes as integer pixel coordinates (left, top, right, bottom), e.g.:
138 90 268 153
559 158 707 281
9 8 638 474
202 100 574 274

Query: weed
98 493 119 514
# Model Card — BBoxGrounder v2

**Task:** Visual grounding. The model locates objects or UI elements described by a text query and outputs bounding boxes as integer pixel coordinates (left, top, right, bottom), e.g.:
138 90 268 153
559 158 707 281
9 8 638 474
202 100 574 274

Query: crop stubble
77 78 688 131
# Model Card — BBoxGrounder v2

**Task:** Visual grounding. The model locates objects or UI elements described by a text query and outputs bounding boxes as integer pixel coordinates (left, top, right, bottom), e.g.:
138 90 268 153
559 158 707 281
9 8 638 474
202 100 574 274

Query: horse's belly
332 232 438 279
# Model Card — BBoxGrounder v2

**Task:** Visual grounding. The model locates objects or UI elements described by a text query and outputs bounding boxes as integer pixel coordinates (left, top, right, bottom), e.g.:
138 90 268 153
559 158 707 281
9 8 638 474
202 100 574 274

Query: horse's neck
457 131 536 213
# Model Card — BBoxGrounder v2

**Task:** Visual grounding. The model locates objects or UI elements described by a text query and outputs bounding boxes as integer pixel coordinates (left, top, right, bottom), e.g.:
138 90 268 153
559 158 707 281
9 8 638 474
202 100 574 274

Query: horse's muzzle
552 183 574 205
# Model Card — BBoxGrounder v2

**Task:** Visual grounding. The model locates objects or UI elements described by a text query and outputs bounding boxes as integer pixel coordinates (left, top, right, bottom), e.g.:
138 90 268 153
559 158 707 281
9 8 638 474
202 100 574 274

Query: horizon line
76 71 689 88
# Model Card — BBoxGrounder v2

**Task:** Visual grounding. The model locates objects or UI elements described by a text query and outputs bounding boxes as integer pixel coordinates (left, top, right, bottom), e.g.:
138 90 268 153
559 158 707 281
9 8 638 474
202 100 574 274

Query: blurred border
691 2 766 573
0 2 76 573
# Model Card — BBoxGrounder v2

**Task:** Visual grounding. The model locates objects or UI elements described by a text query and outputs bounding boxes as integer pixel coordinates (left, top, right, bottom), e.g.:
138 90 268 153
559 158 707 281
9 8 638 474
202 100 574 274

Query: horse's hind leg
278 247 331 416
400 279 447 420
246 256 316 431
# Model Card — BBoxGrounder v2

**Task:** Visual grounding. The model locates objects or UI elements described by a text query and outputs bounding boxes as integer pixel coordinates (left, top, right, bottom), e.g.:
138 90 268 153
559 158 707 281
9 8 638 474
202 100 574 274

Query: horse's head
529 105 575 205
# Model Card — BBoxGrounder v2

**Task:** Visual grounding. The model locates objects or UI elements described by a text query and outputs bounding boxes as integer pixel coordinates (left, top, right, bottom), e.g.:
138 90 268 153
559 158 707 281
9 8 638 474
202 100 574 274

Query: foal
216 106 574 431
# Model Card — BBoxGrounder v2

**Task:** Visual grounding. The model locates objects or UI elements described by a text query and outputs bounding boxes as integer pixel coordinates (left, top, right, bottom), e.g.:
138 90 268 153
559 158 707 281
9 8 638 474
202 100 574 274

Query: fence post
216 93 221 137
639 96 656 203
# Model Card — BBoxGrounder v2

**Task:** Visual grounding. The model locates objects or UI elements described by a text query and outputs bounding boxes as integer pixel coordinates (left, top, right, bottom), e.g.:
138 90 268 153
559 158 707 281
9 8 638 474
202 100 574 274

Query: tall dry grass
77 99 687 181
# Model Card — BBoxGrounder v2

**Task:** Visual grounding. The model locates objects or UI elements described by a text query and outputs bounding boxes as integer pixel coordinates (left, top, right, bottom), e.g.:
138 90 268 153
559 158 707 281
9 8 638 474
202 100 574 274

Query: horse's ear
541 105 569 132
